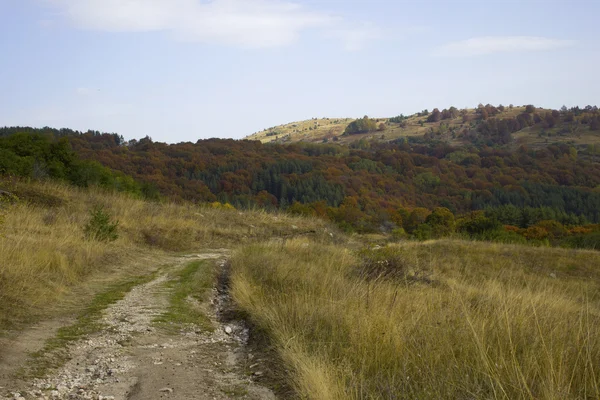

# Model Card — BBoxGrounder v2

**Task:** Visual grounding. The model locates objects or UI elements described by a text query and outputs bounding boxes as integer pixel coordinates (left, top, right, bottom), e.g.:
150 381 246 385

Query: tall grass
231 239 600 399
0 179 332 328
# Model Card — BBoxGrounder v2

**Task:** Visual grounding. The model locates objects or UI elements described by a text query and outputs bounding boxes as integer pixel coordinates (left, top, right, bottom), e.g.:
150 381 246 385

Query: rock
550 273 557 279
291 225 298 230
253 371 264 376
159 388 174 393
50 391 60 398
57 384 69 393
99 396 115 400
224 326 233 335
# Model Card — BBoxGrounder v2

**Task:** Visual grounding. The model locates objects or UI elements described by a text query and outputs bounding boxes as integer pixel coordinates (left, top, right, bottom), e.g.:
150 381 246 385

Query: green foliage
457 212 502 236
391 227 407 240
404 208 431 234
413 172 441 192
476 229 528 245
425 207 455 237
84 206 119 242
413 223 434 240
562 231 600 250
344 116 378 135
388 114 408 123
0 132 154 199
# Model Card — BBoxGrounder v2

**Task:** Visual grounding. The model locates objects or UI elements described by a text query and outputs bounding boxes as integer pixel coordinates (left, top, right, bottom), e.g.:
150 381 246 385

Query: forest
1 104 600 250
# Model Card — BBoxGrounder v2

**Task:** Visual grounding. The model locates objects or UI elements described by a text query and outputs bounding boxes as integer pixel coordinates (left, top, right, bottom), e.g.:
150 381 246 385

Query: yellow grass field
231 238 600 399
0 179 332 329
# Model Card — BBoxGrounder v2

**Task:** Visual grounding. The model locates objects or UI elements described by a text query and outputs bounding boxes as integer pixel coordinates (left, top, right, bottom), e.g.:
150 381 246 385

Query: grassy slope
0 179 334 329
246 107 600 150
231 238 600 399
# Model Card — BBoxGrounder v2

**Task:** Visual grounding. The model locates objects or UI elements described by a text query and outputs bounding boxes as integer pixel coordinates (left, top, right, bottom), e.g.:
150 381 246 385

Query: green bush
457 213 501 236
476 229 527 245
84 206 119 242
561 232 600 250
413 223 434 240
344 116 378 135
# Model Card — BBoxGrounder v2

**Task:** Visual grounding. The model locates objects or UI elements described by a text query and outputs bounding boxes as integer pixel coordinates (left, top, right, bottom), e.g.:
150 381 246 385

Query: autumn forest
1 104 600 250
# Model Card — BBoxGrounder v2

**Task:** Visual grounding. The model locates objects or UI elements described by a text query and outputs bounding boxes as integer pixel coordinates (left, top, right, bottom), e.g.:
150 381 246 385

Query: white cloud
434 36 576 57
47 0 342 48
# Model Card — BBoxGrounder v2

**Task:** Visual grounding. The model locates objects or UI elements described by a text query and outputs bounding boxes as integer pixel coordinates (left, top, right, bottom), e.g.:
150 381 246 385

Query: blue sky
1 0 598 142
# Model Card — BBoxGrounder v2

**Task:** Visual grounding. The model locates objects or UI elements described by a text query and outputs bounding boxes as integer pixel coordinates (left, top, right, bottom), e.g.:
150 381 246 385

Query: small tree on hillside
425 207 456 237
344 116 378 135
427 108 442 123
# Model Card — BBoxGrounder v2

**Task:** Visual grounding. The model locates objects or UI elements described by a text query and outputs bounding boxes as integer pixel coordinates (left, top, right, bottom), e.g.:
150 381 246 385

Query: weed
154 261 215 332
84 206 119 242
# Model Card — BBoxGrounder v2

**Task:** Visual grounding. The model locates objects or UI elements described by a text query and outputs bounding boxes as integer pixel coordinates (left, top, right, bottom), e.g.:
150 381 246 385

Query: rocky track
0 253 275 400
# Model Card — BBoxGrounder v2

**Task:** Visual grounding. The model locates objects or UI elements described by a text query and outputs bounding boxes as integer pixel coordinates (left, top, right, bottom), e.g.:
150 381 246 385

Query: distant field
232 238 600 399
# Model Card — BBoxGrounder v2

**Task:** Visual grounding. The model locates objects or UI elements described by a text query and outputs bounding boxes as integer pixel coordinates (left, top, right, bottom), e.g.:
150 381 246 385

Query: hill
246 104 600 152
1 124 600 248
2 178 599 399
1 128 600 399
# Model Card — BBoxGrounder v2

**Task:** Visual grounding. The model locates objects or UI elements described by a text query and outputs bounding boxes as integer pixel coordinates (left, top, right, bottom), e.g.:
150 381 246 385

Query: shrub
357 247 432 283
425 207 455 237
84 206 119 242
413 223 434 240
391 227 407 240
457 212 501 236
404 208 431 233
478 229 527 244
562 231 600 250
535 220 567 238
344 116 378 134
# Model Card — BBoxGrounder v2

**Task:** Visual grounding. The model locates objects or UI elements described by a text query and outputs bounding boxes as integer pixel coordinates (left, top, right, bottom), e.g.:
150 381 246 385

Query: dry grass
231 238 600 399
0 179 333 329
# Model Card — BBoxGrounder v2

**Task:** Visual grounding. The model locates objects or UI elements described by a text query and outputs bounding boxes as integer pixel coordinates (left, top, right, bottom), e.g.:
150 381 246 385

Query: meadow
231 238 600 399
0 179 330 329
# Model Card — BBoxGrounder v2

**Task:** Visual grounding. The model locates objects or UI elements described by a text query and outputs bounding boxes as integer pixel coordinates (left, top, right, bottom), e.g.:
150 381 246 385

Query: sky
0 0 598 143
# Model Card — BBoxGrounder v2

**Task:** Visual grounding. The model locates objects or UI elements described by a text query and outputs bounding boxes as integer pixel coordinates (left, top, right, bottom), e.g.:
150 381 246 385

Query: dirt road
0 252 275 400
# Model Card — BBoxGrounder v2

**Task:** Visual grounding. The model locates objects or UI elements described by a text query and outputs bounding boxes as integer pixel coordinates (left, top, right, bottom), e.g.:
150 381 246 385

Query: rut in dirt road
1 252 275 400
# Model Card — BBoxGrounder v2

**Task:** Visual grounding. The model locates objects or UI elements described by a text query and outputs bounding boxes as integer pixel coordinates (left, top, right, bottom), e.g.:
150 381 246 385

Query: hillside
1 124 600 249
0 129 599 399
0 178 335 398
246 104 600 152
2 178 599 399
